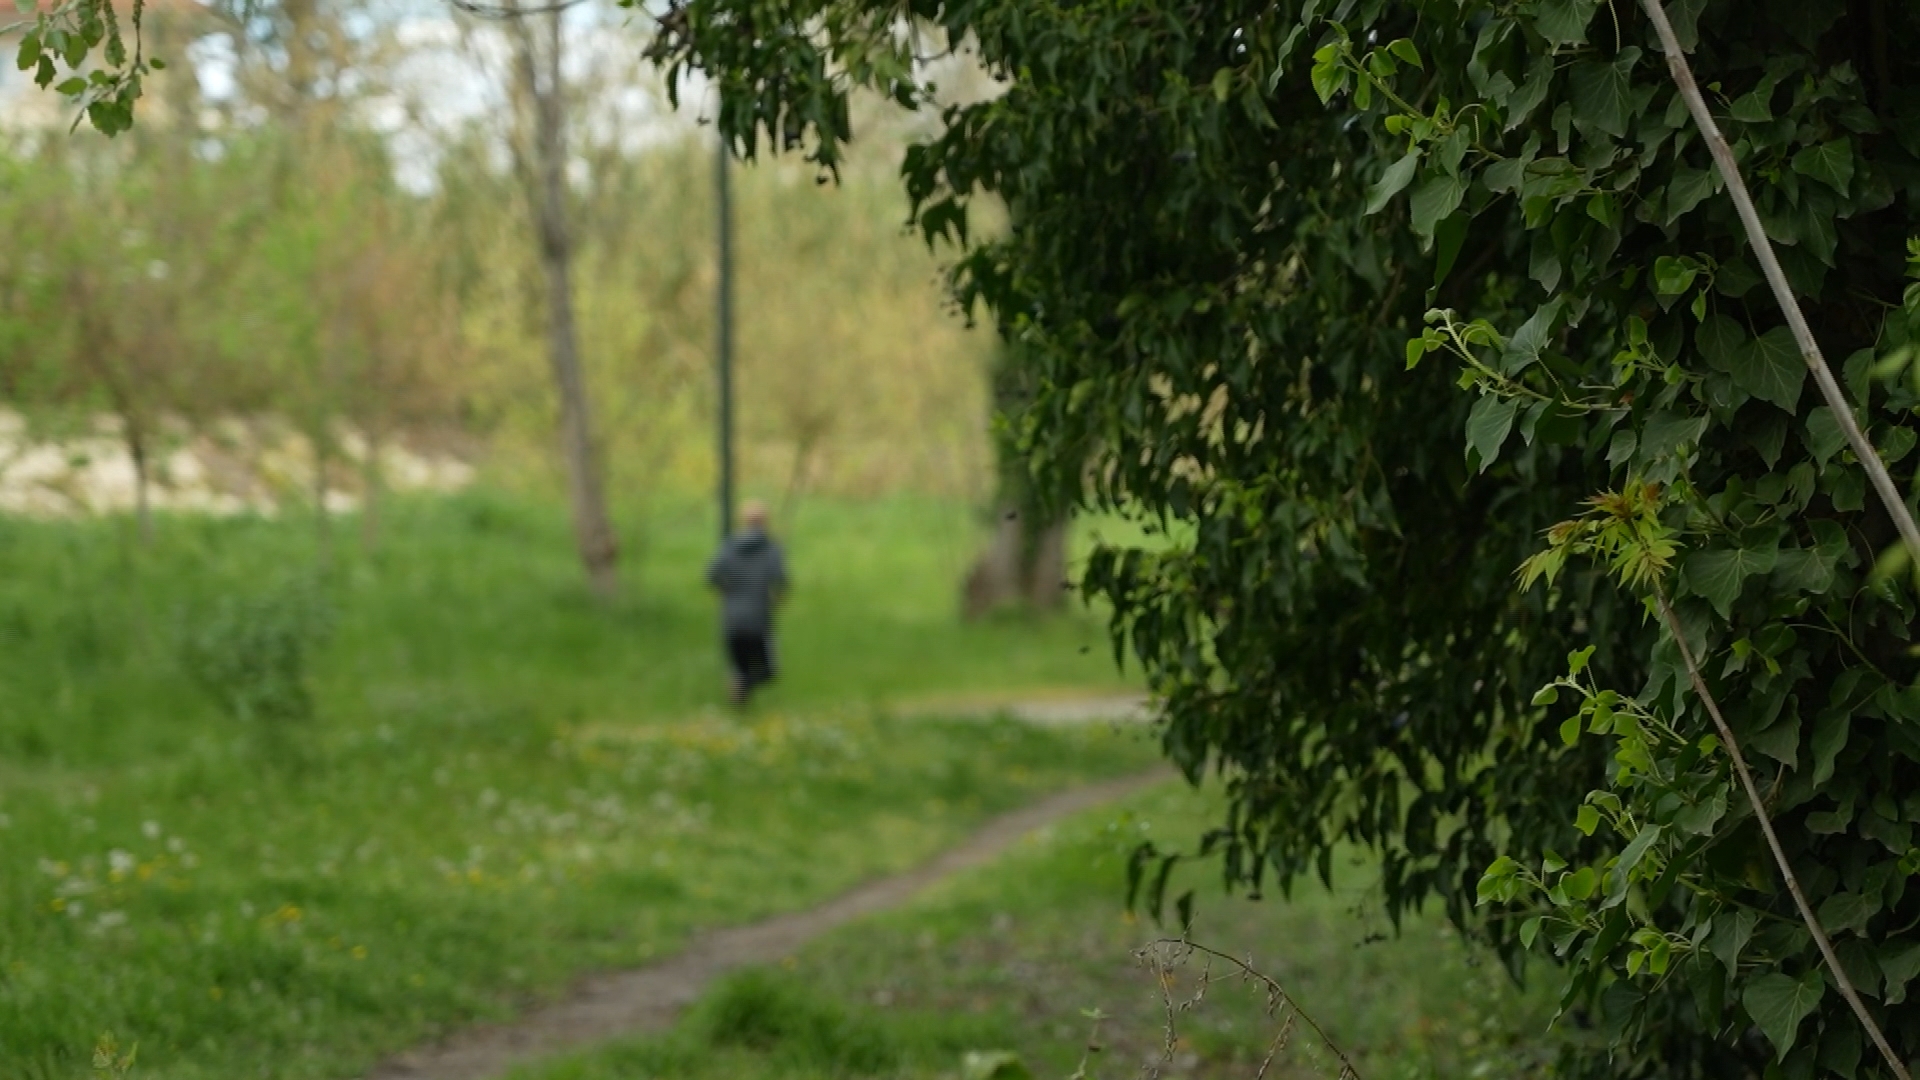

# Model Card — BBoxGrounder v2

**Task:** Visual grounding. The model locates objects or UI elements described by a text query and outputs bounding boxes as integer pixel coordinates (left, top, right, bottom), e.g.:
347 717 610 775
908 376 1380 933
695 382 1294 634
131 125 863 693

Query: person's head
741 499 769 532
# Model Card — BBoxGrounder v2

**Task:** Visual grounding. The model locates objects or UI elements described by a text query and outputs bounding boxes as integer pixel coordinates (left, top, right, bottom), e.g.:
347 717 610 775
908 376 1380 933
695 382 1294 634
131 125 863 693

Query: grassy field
0 492 1153 1079
512 782 1566 1080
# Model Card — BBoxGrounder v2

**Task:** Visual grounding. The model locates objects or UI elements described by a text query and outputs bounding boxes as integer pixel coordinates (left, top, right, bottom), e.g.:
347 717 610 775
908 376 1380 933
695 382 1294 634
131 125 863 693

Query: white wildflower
141 820 161 840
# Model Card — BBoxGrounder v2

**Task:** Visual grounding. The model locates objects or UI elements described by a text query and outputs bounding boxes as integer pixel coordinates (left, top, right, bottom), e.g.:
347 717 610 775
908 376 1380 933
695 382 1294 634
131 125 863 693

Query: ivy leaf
1882 941 1920 1005
1736 327 1807 413
1682 543 1777 619
1409 172 1467 238
1654 256 1699 296
1664 167 1716 224
1741 971 1824 1059
1790 139 1854 194
1673 791 1726 835
1366 150 1421 215
1501 298 1564 373
1709 909 1757 974
1815 890 1875 936
1466 394 1520 473
1569 48 1639 138
1533 0 1598 46
1696 314 1746 371
1810 711 1850 788
1665 0 1708 50
1804 407 1846 468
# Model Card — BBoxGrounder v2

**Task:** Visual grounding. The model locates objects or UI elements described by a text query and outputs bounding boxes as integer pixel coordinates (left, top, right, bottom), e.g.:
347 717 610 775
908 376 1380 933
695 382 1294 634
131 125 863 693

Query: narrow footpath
365 765 1172 1080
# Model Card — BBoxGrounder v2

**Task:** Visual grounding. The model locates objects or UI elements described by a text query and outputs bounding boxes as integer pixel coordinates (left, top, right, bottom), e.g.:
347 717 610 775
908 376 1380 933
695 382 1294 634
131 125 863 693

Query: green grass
516 783 1565 1080
0 491 1153 1079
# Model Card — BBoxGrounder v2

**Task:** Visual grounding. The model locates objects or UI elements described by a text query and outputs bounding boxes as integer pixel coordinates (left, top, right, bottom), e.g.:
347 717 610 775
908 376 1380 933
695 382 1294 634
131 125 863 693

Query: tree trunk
311 427 332 568
1025 518 1069 611
512 8 619 597
360 428 383 554
128 424 153 547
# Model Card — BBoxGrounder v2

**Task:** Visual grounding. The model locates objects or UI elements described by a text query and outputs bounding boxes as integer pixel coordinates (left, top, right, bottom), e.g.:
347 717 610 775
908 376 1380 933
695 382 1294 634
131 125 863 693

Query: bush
177 575 334 742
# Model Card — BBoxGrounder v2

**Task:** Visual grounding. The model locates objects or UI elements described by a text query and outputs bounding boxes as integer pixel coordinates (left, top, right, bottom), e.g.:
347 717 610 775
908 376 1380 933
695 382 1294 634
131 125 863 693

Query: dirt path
364 767 1173 1080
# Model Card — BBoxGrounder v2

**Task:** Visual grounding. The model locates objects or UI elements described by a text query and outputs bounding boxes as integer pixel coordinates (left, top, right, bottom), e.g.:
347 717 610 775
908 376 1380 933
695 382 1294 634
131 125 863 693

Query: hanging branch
1641 0 1920 570
1654 591 1909 1079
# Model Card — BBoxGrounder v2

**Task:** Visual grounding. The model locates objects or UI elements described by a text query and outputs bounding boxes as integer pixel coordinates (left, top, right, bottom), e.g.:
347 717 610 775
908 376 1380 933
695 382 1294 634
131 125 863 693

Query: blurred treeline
0 0 995 537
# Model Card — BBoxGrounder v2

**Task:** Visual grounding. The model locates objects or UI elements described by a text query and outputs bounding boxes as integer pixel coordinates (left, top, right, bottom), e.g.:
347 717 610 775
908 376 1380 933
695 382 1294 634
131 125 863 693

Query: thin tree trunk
1024 520 1069 611
360 427 383 553
128 423 153 547
311 425 332 568
511 7 619 597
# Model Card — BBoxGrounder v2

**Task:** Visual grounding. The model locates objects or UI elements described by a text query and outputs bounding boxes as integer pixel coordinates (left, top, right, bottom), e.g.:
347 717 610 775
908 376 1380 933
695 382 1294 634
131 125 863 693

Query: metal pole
716 127 735 541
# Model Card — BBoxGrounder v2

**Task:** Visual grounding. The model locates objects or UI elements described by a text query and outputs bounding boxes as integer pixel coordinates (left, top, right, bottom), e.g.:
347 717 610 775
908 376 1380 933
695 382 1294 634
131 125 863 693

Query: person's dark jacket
706 528 788 636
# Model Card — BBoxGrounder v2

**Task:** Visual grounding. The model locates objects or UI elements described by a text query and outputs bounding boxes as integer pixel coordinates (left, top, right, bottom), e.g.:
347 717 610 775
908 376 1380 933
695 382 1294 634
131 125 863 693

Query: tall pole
716 127 736 541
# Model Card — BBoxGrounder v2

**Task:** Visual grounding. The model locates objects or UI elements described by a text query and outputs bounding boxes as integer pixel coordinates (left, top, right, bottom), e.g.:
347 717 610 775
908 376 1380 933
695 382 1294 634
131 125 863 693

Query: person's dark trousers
726 631 776 705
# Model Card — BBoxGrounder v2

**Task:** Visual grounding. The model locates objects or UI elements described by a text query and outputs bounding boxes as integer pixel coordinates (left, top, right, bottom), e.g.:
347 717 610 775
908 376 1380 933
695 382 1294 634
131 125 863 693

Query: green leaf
1568 48 1639 139
1574 804 1600 834
1730 77 1777 124
1654 256 1700 296
1666 0 1709 50
1533 684 1560 705
1519 915 1542 949
1742 971 1824 1059
1501 298 1564 373
1568 646 1595 674
1603 823 1664 906
1815 890 1874 936
1663 167 1716 224
1804 407 1847 468
1709 909 1757 974
1881 941 1920 1005
1533 0 1598 46
1697 314 1746 371
1309 48 1345 104
1790 139 1854 194
1810 710 1849 788
1673 792 1727 835
1562 865 1598 900
1465 394 1519 473
1367 148 1428 214
1682 544 1777 619
1736 327 1807 413
1409 172 1466 238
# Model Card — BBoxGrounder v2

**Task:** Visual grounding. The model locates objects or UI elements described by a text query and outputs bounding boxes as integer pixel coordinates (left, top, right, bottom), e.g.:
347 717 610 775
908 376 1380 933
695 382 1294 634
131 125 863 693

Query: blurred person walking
706 499 789 707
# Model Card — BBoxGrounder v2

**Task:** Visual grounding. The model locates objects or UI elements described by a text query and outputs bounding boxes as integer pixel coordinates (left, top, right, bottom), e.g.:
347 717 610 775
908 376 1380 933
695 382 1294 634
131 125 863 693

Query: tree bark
509 6 619 597
961 507 1068 619
128 423 153 547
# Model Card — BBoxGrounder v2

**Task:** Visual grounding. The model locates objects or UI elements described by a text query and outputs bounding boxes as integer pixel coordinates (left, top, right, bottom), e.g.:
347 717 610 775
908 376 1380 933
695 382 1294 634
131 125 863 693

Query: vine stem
1654 590 1908 1078
1641 0 1920 571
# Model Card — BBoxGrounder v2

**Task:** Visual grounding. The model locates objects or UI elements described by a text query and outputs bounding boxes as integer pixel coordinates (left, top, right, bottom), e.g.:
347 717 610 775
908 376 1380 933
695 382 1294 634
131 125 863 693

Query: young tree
496 0 620 596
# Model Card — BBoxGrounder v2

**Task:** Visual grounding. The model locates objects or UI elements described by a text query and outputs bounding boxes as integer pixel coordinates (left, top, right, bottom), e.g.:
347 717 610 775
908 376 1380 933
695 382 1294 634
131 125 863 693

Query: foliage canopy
644 0 1920 1073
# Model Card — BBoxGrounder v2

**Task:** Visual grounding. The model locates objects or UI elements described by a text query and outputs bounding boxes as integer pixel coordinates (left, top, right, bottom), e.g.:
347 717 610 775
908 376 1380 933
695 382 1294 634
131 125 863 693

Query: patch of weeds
694 969 900 1075
176 574 334 757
